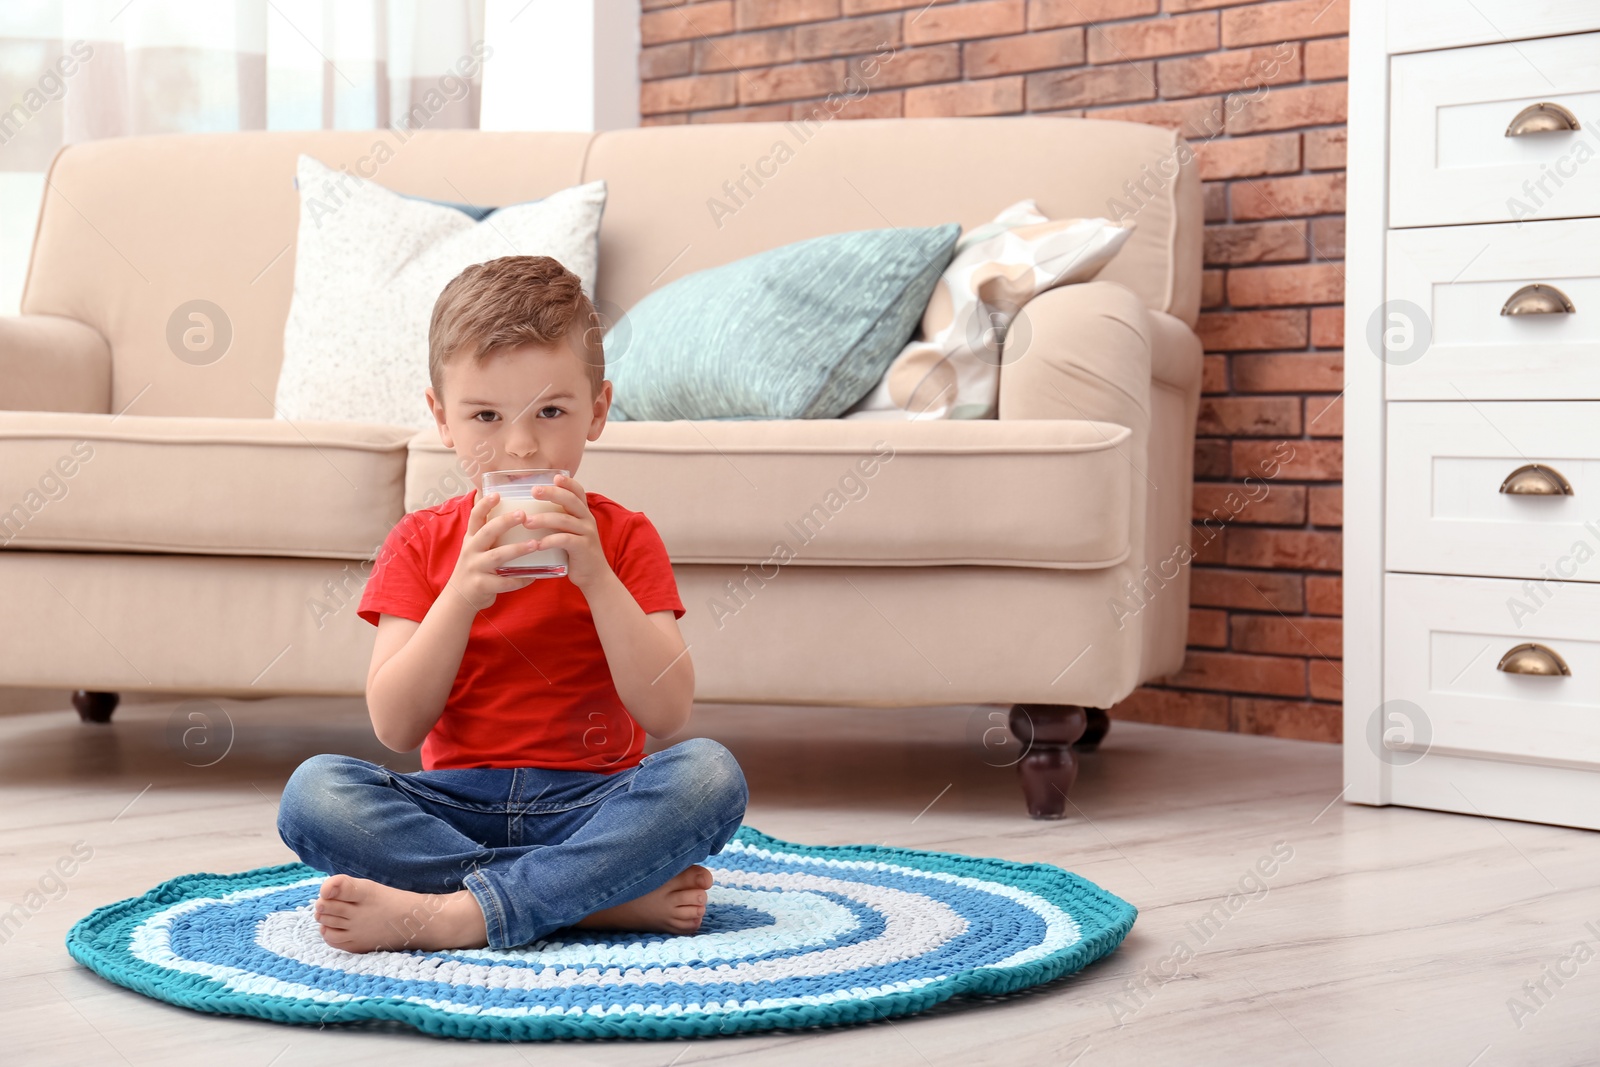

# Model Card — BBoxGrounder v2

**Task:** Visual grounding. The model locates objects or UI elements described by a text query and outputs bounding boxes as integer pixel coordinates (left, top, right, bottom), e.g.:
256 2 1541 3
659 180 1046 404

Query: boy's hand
445 489 544 611
519 473 609 591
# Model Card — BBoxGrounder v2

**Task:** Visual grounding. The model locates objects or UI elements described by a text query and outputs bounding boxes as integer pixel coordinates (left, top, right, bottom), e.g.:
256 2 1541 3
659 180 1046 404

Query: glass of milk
481 468 570 579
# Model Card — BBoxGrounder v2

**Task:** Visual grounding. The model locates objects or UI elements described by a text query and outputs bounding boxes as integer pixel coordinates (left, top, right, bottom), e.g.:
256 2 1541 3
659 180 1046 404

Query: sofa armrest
0 314 112 413
1148 309 1204 397
997 280 1152 431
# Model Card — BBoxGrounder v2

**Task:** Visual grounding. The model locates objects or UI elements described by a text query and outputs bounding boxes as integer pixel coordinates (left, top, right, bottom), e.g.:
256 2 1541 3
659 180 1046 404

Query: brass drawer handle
1499 463 1574 496
1506 102 1581 136
1497 643 1571 676
1501 283 1575 316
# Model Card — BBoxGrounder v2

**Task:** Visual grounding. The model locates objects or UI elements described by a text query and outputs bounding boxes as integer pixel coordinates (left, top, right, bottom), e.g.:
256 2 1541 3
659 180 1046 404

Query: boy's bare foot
574 865 713 936
311 874 488 954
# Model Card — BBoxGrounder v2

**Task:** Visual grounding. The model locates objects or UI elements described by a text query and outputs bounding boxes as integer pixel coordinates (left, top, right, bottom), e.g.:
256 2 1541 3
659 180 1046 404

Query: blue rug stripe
160 864 1051 996
166 885 895 986
156 879 1047 1009
181 857 1043 966
173 849 1053 973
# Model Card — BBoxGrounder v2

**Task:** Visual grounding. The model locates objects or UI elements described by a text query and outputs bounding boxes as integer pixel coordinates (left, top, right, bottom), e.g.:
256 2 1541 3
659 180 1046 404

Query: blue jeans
275 737 748 949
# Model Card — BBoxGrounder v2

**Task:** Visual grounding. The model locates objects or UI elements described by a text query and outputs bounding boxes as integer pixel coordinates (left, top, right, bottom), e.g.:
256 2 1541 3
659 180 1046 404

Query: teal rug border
65 825 1137 1041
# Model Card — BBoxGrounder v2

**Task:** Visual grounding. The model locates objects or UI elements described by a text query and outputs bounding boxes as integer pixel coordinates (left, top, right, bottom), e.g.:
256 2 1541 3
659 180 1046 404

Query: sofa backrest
23 117 1200 420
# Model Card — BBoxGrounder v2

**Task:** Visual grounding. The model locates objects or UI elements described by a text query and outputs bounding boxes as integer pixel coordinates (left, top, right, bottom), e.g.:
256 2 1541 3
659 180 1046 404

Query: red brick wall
638 0 1348 742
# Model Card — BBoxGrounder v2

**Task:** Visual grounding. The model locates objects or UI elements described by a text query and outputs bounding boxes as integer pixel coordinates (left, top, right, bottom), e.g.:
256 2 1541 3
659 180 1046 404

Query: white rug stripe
259 873 967 989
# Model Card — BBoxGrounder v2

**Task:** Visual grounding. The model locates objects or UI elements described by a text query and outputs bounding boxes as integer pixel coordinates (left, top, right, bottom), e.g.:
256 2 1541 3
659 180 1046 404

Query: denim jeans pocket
386 768 514 813
519 766 638 814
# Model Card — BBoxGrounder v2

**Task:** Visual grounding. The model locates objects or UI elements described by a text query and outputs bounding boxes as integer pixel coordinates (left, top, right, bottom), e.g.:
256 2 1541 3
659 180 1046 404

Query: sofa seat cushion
407 418 1133 569
0 413 412 558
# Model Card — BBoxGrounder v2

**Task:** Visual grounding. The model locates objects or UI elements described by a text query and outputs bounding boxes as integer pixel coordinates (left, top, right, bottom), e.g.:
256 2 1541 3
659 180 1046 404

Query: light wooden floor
3 693 1597 1066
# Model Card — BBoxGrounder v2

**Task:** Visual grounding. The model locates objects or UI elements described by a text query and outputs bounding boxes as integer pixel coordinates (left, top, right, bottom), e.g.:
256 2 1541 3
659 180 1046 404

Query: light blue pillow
290 173 537 219
396 191 504 219
605 223 961 421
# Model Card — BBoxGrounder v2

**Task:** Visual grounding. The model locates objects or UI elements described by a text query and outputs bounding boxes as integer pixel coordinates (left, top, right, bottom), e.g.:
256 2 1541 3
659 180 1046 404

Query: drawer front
1387 402 1600 582
1390 1 1600 53
1390 32 1600 228
1386 219 1600 399
1385 573 1600 769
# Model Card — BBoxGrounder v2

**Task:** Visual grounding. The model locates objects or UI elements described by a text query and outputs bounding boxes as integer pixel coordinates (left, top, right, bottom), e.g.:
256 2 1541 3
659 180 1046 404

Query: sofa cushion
274 154 607 431
842 202 1135 421
606 223 960 421
405 418 1133 569
0 413 412 558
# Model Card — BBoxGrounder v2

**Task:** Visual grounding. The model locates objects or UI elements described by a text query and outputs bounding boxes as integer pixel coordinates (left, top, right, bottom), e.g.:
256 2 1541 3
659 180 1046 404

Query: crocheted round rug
66 826 1135 1040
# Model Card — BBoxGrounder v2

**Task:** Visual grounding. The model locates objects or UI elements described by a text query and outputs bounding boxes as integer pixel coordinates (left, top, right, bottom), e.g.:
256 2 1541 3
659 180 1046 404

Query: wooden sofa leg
1008 704 1087 819
72 690 119 724
1075 708 1111 751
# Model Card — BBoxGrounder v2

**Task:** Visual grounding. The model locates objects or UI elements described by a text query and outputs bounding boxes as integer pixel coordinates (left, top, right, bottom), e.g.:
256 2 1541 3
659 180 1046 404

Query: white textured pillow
274 155 606 429
841 200 1134 421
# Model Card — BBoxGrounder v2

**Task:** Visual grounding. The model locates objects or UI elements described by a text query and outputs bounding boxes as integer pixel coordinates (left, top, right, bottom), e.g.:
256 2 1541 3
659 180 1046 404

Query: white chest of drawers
1346 0 1600 829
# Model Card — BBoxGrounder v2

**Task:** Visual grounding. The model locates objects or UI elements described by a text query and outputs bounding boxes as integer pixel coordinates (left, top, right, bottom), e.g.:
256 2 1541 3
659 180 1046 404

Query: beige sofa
0 116 1202 817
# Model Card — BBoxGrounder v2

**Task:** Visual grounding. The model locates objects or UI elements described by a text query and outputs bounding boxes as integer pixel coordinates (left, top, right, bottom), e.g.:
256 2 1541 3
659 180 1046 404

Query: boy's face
425 338 611 486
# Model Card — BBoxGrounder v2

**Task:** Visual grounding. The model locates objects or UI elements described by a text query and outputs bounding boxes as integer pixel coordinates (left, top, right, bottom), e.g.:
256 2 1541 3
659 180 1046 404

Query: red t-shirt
356 490 685 773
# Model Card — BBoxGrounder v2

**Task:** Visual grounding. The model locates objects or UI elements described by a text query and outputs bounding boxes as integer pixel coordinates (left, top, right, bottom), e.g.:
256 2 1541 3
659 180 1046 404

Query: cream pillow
274 154 606 430
840 201 1135 421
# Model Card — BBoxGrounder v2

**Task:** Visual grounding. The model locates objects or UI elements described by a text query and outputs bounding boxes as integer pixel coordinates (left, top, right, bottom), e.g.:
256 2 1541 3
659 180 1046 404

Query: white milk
487 490 568 577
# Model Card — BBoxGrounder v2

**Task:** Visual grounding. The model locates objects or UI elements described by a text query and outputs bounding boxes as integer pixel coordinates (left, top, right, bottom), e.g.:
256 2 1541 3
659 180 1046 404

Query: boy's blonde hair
428 255 605 404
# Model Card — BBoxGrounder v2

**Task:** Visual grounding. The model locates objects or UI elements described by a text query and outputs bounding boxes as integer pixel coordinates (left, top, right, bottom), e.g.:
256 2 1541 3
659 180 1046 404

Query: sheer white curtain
0 0 487 313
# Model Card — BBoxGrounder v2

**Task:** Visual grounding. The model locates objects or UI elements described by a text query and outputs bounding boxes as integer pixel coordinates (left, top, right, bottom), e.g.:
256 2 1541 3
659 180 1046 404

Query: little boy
276 255 748 954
